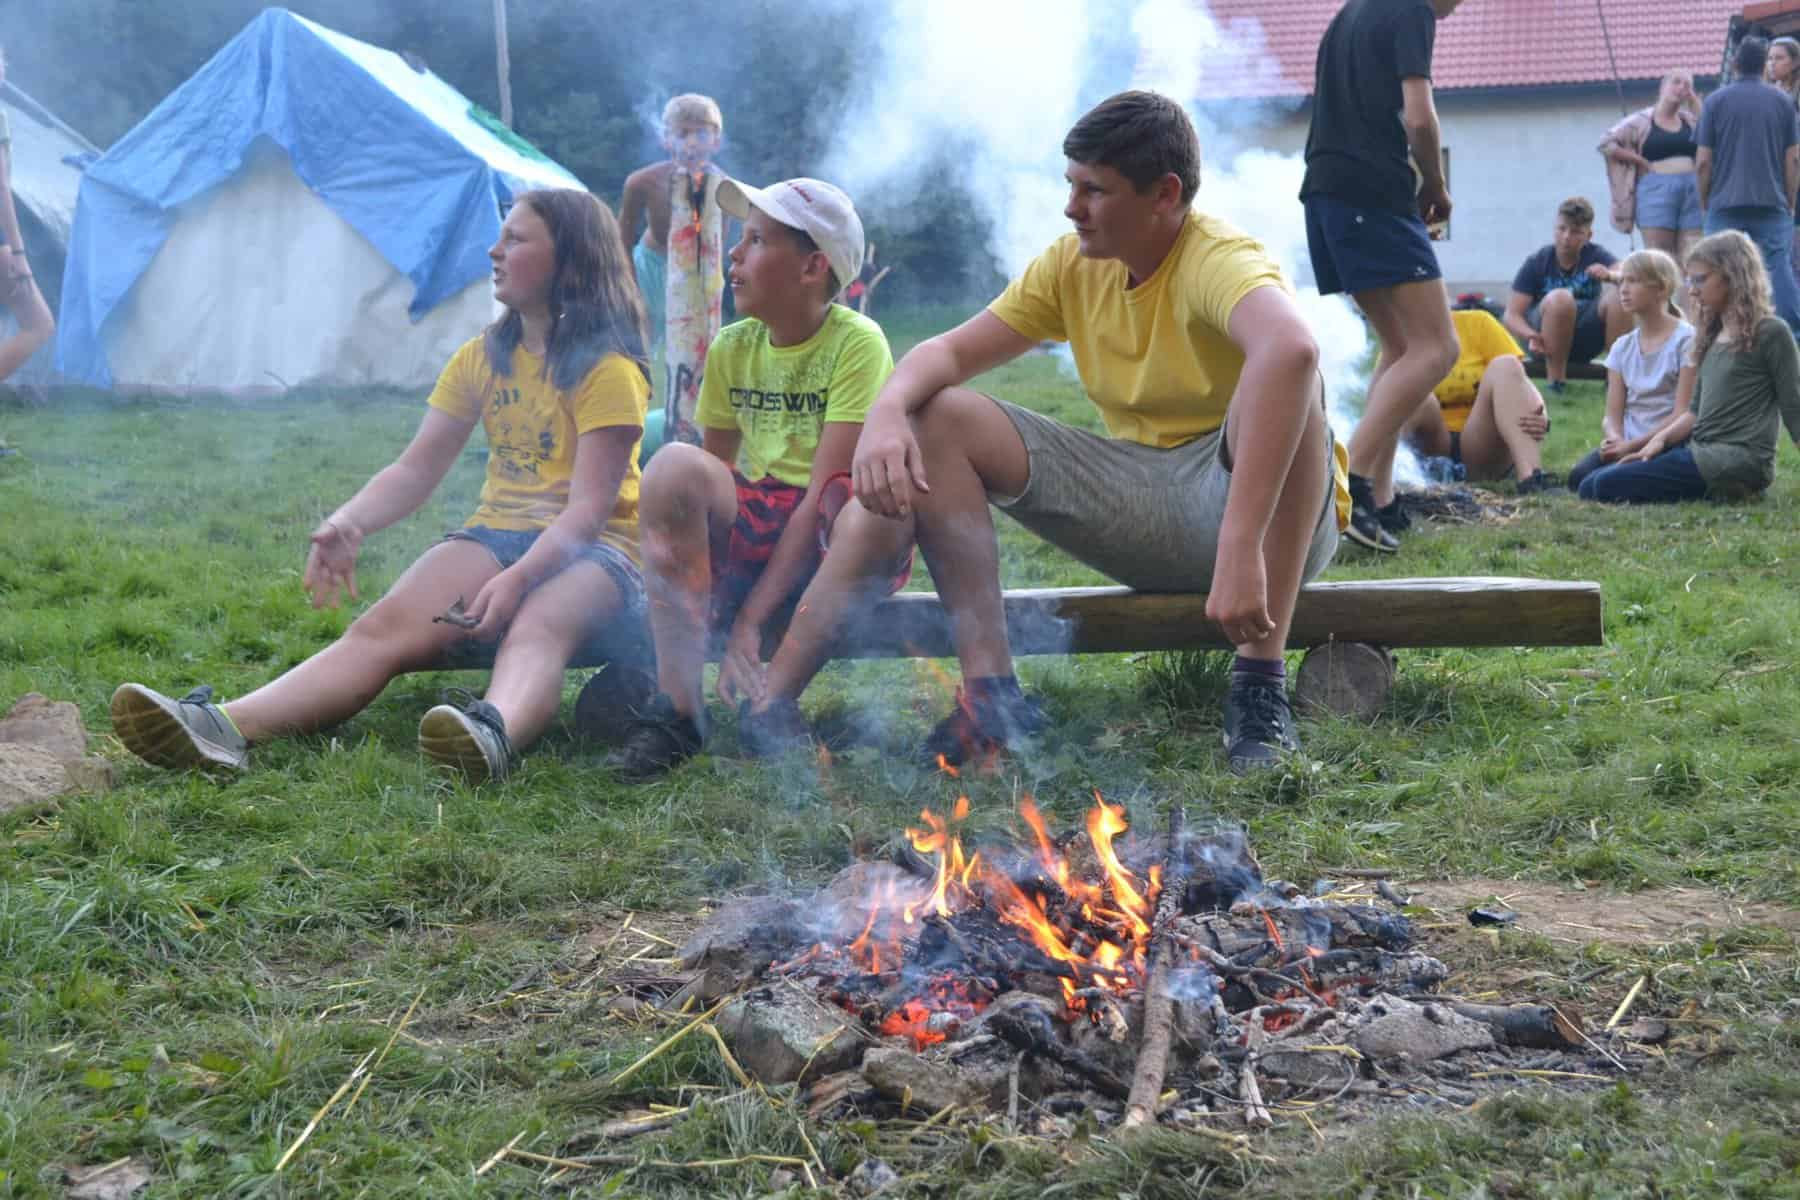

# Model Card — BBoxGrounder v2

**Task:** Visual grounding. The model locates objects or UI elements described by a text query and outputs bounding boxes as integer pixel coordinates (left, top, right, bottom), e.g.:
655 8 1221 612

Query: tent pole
493 0 513 128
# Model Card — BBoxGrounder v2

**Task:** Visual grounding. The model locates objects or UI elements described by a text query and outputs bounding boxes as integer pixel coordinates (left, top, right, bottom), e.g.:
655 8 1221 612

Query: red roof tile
1193 0 1745 99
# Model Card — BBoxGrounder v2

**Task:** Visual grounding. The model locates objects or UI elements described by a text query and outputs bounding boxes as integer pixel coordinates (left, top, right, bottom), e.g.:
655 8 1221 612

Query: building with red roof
1188 1 1751 289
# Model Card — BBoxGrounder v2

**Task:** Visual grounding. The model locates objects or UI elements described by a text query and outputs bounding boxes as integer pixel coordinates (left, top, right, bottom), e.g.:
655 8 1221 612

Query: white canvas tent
58 9 582 394
1 81 97 386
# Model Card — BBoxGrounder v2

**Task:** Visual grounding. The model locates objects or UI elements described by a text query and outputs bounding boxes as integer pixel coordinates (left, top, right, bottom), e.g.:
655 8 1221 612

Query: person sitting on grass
1576 230 1800 503
1502 196 1629 394
1566 248 1695 495
607 178 910 780
1386 305 1555 530
839 91 1348 773
111 189 652 783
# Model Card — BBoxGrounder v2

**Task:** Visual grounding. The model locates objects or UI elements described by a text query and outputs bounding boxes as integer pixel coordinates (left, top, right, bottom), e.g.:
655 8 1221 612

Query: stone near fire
845 1157 900 1197
0 693 114 813
860 1039 1016 1113
1348 994 1495 1061
717 984 865 1084
677 894 803 979
808 862 931 942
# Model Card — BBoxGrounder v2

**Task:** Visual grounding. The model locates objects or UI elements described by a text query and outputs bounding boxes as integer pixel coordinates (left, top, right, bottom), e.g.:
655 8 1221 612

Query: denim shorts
988 400 1339 593
1635 171 1702 231
443 525 651 664
1303 194 1441 296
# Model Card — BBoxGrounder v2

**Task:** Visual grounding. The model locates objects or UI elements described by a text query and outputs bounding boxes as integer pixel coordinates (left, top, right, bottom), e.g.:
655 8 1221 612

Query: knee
343 595 424 656
1542 290 1576 317
638 443 713 525
1425 328 1460 378
1490 355 1527 383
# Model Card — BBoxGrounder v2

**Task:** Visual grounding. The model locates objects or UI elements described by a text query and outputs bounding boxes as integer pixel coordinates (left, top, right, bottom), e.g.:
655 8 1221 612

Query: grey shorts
988 401 1340 593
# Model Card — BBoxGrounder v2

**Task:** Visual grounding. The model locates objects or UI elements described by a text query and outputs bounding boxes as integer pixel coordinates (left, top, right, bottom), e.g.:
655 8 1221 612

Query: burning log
1122 803 1191 1130
984 996 1130 1101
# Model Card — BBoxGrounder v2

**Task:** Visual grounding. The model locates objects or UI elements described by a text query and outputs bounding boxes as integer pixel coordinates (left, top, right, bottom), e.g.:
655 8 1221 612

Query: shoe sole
1342 523 1399 553
110 684 247 770
418 706 499 783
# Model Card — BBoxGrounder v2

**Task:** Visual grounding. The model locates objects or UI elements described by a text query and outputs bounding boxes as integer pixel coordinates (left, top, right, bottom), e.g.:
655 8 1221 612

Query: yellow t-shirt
695 305 893 487
1435 309 1522 433
988 208 1350 529
427 338 647 559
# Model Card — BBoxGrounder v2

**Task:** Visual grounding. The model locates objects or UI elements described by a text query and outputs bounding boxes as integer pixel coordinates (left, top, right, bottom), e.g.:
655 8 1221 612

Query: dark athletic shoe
606 693 704 781
1345 473 1400 554
919 686 1048 769
419 690 516 783
1222 674 1299 774
111 683 249 771
1376 497 1411 535
738 698 811 759
1515 468 1563 496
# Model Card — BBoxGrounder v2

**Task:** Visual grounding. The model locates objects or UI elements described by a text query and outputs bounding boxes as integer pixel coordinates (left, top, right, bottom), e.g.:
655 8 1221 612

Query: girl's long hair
1685 230 1774 365
484 188 651 391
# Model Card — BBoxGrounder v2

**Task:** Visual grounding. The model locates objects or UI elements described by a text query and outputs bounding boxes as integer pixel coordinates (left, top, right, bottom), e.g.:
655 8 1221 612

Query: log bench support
433 576 1603 721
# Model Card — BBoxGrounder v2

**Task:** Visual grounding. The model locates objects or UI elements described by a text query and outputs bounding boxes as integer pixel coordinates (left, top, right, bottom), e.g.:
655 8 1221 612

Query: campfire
674 787 1640 1129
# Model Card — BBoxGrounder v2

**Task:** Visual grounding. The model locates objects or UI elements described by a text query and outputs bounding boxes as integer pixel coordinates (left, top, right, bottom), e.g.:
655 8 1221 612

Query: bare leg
1347 279 1459 505
759 501 916 704
224 539 500 740
0 278 55 383
901 387 1031 680
484 560 624 748
1226 378 1332 661
1399 393 1453 458
1456 357 1545 480
1535 289 1578 384
635 442 738 719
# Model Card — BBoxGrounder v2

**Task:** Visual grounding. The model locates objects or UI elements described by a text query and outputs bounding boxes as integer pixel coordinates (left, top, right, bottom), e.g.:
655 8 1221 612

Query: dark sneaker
1344 473 1400 553
1546 379 1567 396
111 683 249 770
1222 675 1299 774
419 690 516 783
738 698 810 759
919 686 1048 769
606 693 704 781
1376 497 1411 535
1515 468 1563 496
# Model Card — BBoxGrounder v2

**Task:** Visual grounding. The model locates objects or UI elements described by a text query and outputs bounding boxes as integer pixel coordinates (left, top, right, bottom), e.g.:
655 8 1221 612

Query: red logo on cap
791 183 814 204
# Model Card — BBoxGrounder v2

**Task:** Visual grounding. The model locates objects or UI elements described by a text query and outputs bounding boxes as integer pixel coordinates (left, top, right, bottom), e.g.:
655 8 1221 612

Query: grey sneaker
1221 674 1299 774
418 691 515 783
110 683 249 770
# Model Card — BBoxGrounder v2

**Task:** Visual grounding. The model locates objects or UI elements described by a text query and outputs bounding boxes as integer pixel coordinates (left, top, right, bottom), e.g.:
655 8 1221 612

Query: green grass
2 333 1798 1197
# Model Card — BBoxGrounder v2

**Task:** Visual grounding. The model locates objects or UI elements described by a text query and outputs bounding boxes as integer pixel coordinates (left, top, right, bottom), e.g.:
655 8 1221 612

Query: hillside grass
1 313 1796 1197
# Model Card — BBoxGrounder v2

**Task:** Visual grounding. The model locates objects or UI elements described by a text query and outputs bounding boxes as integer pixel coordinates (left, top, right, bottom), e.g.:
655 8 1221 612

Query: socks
1231 655 1285 682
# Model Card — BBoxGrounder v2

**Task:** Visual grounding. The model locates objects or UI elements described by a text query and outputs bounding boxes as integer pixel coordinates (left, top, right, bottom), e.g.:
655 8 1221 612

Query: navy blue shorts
1304 195 1441 296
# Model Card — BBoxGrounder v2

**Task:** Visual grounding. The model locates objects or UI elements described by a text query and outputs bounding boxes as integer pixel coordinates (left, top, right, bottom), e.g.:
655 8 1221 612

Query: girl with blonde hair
1566 248 1694 492
1598 71 1704 268
1576 231 1800 502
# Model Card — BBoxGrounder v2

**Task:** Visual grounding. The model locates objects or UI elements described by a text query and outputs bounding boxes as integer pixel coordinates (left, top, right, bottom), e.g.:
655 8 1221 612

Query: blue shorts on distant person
1303 194 1441 296
1634 171 1702 231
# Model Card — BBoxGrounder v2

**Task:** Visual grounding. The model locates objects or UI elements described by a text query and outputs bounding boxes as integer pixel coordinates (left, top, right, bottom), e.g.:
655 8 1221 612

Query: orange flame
1086 793 1150 939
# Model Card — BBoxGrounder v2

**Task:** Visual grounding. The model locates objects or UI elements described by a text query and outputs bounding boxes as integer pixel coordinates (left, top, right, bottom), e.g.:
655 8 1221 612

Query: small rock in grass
846 1156 900 1197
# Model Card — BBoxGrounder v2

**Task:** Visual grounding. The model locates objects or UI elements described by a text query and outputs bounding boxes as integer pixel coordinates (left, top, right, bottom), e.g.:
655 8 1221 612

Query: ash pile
673 796 1638 1130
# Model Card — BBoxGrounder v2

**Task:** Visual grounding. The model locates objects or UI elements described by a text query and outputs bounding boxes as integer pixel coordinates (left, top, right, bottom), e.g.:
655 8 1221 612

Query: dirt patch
1401 878 1800 947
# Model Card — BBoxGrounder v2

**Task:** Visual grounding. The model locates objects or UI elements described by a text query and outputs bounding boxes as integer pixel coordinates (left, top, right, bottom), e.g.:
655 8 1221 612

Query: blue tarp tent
57 8 582 392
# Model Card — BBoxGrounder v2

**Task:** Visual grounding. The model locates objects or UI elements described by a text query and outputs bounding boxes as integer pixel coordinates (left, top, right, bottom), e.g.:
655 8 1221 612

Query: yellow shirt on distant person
696 304 893 488
1435 309 1523 433
988 208 1350 528
427 338 648 559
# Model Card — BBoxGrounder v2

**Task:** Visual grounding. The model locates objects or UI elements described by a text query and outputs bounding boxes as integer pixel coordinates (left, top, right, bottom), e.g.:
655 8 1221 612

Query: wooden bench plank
431 576 1602 671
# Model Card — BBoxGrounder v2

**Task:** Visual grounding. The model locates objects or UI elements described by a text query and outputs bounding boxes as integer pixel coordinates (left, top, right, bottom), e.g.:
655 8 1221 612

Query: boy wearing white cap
610 178 911 778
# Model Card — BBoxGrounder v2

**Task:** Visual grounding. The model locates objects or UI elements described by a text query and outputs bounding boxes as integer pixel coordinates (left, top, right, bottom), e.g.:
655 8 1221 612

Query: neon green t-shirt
427 338 648 559
695 305 893 487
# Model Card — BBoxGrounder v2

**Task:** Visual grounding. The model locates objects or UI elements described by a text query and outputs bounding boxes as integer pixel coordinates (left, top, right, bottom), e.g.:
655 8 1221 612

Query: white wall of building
1250 85 1660 295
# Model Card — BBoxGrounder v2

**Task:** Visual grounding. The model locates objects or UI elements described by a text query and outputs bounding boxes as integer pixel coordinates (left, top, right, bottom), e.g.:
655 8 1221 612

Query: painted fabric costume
663 167 725 444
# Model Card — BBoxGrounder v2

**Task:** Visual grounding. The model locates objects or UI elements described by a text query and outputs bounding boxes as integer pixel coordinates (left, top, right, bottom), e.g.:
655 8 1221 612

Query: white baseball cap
717 177 865 299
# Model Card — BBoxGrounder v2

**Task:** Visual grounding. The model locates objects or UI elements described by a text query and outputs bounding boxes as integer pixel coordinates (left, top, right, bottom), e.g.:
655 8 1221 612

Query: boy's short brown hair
1062 90 1200 205
1557 196 1596 228
662 93 722 135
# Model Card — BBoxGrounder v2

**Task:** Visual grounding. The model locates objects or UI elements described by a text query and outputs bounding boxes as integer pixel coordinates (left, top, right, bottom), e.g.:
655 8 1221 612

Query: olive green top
1690 316 1800 496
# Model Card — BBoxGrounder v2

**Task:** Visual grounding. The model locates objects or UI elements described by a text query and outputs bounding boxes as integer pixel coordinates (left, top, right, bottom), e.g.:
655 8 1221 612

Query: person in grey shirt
1697 36 1800 330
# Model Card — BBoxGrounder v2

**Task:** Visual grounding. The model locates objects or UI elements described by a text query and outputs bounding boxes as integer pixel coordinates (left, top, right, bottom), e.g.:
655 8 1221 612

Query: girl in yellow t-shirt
1396 306 1555 510
111 189 651 783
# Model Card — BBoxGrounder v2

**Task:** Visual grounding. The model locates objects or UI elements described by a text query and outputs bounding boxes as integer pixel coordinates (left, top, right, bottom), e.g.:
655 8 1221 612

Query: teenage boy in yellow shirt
834 91 1348 772
610 178 910 778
